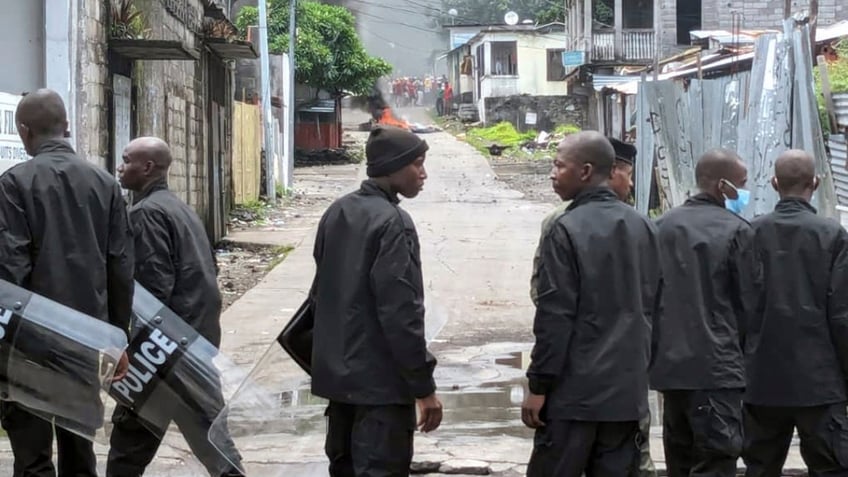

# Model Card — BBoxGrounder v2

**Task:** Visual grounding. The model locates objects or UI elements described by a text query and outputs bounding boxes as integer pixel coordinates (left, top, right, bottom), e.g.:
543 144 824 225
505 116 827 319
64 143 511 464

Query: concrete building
0 0 256 241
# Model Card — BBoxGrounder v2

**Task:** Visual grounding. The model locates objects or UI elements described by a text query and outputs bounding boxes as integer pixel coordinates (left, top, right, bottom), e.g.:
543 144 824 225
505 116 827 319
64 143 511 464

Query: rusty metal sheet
829 135 848 205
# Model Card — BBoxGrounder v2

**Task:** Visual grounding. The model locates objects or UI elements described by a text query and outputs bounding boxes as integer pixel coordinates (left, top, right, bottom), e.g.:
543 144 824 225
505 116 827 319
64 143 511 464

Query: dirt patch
215 242 292 310
490 159 560 206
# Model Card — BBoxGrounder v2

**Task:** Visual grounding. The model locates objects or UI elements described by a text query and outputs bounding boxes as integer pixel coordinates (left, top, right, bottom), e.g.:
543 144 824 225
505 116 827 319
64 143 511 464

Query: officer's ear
812 175 820 192
771 177 779 192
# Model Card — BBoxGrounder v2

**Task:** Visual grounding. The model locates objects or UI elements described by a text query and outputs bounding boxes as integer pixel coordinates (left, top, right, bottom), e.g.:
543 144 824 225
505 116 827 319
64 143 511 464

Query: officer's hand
113 352 129 381
416 393 443 433
521 392 546 429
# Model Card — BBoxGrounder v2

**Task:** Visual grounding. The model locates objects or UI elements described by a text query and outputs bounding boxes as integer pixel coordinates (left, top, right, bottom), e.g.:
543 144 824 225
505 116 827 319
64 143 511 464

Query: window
624 0 653 28
676 0 702 45
491 41 518 76
547 49 567 81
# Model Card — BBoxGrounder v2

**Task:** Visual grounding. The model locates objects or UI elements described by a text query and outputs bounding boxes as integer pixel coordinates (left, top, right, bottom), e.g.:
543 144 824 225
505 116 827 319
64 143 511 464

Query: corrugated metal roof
298 100 336 114
829 135 848 206
817 21 848 43
835 93 848 129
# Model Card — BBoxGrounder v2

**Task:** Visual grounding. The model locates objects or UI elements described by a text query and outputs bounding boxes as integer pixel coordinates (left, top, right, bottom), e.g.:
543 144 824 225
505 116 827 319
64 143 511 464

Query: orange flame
377 108 410 130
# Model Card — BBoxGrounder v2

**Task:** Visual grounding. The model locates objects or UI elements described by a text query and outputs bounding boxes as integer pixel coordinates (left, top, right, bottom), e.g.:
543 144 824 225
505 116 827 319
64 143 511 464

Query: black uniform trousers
526 420 641 477
107 402 243 477
743 402 848 477
0 401 97 477
325 401 416 477
662 389 743 477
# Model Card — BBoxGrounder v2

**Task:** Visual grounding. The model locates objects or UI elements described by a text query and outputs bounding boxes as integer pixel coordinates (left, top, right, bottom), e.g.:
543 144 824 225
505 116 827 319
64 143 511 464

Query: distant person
310 125 442 476
743 150 848 477
443 82 453 116
0 88 133 477
651 149 761 477
523 132 662 477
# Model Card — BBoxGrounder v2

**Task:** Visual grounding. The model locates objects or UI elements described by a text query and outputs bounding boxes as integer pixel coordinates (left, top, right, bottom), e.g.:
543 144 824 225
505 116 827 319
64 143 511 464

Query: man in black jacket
522 131 662 477
743 150 848 477
311 125 442 476
0 89 133 477
107 137 242 476
652 149 760 477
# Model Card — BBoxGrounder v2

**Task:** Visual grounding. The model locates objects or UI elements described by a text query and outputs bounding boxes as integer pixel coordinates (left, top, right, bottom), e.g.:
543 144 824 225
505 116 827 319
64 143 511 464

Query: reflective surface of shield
0 278 127 441
209 291 449 476
109 282 260 475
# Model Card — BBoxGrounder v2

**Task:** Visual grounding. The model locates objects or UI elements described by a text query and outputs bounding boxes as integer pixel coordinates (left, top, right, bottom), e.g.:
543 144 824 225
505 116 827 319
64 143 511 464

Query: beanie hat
366 125 429 177
608 137 637 165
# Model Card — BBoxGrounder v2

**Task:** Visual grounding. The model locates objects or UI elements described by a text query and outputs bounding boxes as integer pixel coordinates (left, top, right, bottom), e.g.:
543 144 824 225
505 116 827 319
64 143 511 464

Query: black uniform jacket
651 193 761 391
527 187 662 422
0 140 133 335
746 198 848 406
310 180 436 406
130 180 223 347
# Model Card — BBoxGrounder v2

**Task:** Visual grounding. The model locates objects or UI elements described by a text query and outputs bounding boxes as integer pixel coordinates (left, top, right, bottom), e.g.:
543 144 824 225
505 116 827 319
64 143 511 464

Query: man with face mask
311 125 442 476
522 131 662 477
742 150 848 477
651 149 761 477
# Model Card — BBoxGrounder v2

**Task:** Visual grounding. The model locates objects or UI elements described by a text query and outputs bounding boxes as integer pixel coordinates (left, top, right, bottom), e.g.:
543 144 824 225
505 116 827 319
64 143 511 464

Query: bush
815 40 848 135
467 122 537 147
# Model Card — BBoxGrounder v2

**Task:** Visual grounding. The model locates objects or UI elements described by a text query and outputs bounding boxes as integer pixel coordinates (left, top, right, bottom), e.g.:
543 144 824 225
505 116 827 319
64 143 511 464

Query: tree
236 1 392 97
439 0 564 26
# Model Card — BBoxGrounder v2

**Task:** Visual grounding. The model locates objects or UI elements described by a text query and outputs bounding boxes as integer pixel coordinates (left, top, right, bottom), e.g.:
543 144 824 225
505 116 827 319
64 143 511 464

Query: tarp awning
109 39 200 61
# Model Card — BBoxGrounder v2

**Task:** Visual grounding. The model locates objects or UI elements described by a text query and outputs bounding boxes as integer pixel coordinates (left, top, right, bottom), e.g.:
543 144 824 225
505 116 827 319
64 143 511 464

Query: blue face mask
723 183 750 215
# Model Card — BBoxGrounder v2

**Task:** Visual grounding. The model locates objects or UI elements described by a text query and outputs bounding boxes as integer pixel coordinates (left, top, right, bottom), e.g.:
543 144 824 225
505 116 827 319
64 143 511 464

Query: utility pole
810 0 819 63
258 0 276 203
285 0 296 191
784 0 791 19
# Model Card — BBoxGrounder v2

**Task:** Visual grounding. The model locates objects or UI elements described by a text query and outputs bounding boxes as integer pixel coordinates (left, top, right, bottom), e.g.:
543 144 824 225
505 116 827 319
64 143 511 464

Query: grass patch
267 244 295 271
467 122 537 147
553 124 581 136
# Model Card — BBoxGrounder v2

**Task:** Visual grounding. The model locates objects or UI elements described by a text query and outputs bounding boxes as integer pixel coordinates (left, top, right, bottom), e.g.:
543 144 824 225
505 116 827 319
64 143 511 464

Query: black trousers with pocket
0 401 97 477
526 419 641 477
743 401 848 477
325 401 416 477
662 389 744 477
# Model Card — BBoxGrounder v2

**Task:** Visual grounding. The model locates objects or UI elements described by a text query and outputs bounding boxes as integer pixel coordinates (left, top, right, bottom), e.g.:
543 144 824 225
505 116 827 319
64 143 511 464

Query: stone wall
76 0 109 168
483 95 588 133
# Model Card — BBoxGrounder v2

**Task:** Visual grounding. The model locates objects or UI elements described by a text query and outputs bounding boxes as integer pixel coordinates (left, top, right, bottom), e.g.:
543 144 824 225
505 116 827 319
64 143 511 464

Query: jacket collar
33 139 75 157
566 186 617 211
360 179 399 204
686 192 725 208
133 179 169 205
775 197 816 214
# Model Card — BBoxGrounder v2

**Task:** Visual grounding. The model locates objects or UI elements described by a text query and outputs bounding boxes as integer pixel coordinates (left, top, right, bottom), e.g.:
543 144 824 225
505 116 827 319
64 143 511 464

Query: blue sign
451 32 477 49
562 50 586 68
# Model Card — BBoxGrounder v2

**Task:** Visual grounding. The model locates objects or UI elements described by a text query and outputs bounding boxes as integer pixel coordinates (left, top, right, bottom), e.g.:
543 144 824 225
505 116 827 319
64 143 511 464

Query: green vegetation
467 122 537 147
235 1 391 97
232 199 269 221
267 245 295 271
815 40 848 135
553 124 582 136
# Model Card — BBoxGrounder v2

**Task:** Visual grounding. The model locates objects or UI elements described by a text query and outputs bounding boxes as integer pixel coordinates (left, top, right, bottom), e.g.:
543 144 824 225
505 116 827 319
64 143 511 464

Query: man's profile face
117 147 150 192
609 161 634 201
390 155 428 199
550 147 585 201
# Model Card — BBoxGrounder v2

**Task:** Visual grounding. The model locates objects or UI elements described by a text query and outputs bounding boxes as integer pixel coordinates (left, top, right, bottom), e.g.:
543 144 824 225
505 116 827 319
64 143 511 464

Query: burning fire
377 108 410 130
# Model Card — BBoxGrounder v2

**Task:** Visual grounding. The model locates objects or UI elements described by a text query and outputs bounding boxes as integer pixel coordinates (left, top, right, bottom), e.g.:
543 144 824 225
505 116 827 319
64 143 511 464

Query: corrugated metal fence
636 22 838 220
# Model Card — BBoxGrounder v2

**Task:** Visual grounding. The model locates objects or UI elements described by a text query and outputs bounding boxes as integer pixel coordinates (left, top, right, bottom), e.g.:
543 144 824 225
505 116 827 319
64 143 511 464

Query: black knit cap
608 137 637 165
366 125 429 177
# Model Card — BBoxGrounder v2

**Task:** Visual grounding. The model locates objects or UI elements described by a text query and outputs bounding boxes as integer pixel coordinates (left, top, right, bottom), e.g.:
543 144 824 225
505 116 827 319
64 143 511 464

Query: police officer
522 131 662 477
311 125 442 476
743 150 848 477
651 149 760 477
0 89 133 477
108 137 242 476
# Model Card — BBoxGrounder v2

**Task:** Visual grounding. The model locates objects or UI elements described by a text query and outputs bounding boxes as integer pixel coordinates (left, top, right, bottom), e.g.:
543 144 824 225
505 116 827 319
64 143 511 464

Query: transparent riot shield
0 278 127 442
209 291 449 476
108 282 255 476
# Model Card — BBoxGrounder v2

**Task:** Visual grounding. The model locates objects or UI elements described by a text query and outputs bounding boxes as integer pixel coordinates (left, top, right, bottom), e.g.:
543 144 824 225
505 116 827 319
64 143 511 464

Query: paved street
0 108 809 475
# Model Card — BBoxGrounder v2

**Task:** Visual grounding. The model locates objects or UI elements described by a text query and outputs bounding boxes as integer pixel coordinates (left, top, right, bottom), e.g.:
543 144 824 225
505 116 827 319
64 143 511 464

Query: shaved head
695 148 747 200
773 149 817 198
15 89 69 155
557 131 616 177
125 137 173 171
118 136 172 192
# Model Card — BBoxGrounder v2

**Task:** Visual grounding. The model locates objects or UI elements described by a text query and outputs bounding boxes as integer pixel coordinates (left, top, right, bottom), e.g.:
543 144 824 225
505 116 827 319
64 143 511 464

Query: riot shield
208 291 449 476
0 278 127 441
108 282 256 476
